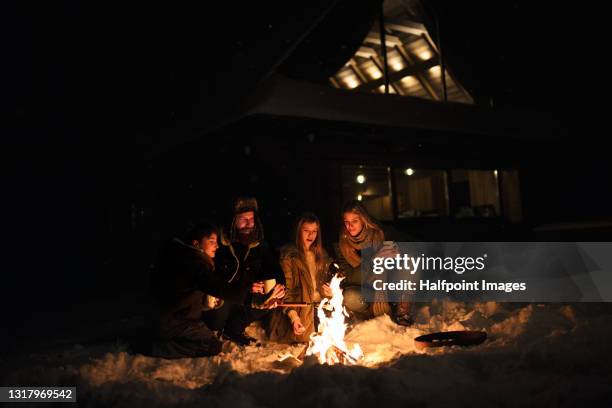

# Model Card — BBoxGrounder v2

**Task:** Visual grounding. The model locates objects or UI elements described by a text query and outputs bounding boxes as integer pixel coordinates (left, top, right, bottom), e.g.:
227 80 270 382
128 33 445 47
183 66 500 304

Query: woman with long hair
336 200 412 324
268 212 332 343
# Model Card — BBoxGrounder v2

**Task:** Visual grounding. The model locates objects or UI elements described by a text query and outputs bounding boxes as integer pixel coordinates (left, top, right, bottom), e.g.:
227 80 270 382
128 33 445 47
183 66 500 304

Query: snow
3 302 612 407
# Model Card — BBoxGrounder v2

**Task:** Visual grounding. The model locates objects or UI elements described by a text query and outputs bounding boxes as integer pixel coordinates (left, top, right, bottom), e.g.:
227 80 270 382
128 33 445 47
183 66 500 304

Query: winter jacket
268 244 331 343
151 238 245 330
214 233 285 306
333 224 408 286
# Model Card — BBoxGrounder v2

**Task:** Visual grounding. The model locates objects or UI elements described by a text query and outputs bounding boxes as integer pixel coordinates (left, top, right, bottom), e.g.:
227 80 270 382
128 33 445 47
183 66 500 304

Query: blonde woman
336 200 412 324
268 213 332 343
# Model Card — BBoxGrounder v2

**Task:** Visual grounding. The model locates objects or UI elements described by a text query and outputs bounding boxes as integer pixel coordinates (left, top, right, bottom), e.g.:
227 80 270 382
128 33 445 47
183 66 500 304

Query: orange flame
305 274 364 365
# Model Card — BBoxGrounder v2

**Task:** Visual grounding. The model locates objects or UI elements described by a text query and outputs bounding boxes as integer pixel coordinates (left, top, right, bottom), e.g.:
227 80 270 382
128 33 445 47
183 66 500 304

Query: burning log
330 344 358 365
297 344 308 361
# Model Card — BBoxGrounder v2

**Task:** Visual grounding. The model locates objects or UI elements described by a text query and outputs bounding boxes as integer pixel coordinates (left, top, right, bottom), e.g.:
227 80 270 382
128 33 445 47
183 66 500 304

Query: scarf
339 225 384 268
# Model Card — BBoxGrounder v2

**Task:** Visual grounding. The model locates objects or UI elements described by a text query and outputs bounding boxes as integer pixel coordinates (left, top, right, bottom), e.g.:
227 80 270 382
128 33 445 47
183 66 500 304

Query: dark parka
150 238 245 358
214 233 285 303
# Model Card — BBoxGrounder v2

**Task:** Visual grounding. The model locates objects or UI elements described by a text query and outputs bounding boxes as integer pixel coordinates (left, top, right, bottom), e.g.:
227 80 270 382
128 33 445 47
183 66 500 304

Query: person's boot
394 301 414 326
222 331 257 346
200 337 223 356
394 313 414 326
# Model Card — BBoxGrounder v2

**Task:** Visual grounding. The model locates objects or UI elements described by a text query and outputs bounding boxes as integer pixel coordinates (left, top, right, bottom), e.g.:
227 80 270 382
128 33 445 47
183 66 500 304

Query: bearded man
202 197 285 345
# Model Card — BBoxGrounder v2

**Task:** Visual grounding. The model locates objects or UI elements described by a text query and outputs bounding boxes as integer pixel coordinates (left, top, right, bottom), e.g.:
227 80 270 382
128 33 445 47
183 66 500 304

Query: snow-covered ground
3 301 612 407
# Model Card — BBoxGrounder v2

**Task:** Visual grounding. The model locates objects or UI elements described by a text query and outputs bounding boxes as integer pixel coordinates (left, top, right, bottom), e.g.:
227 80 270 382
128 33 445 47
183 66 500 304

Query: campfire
304 274 364 365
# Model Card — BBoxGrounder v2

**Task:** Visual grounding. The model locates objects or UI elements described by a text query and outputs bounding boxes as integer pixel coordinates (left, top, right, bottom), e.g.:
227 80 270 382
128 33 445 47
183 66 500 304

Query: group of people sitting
150 197 412 358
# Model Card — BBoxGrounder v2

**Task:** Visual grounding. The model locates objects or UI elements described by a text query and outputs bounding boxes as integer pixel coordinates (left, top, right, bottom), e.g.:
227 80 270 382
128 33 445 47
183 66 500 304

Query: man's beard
237 227 257 244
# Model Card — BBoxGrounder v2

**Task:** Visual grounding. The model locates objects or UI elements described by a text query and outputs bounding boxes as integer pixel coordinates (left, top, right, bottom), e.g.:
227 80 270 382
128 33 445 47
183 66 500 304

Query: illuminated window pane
341 165 393 221
394 169 449 218
450 170 500 218
500 170 522 222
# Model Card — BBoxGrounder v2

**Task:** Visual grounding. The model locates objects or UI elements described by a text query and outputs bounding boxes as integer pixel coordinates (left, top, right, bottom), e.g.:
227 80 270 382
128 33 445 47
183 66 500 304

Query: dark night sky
4 1 606 140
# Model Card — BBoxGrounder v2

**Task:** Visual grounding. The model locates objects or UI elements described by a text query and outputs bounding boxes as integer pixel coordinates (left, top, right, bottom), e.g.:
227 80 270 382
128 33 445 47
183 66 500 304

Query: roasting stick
275 302 310 307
